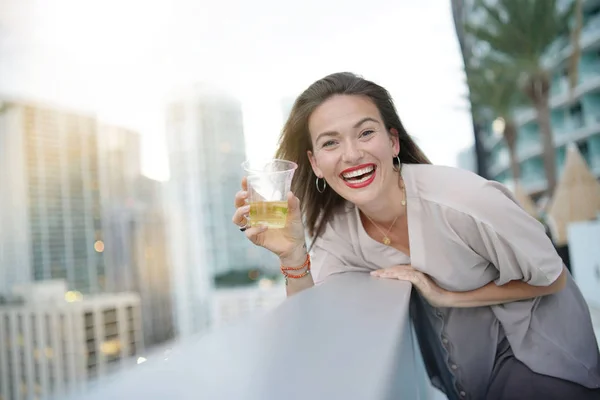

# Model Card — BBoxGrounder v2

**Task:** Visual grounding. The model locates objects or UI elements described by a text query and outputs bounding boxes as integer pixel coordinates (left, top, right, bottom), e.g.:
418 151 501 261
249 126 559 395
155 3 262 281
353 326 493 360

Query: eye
322 140 337 148
360 129 375 138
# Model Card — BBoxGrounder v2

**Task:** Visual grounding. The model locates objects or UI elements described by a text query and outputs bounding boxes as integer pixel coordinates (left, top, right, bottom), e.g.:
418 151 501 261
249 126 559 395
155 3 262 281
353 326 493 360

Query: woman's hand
232 177 307 264
371 265 452 308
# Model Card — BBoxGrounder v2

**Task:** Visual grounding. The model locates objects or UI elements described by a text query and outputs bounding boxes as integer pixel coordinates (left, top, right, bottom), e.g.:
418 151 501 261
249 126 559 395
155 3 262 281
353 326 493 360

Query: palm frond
465 0 572 73
465 56 525 120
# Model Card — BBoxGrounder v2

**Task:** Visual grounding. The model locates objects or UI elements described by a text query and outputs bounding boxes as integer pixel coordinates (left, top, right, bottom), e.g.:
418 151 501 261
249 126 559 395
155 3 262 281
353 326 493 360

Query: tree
451 0 489 178
568 0 584 98
466 58 525 184
465 0 575 195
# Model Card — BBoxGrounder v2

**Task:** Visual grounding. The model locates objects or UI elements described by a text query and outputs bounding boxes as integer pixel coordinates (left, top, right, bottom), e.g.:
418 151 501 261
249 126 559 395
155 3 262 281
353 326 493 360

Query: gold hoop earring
316 177 327 193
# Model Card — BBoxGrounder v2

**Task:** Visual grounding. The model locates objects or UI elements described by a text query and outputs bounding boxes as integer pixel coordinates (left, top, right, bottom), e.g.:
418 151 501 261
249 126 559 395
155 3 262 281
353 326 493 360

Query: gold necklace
364 183 407 246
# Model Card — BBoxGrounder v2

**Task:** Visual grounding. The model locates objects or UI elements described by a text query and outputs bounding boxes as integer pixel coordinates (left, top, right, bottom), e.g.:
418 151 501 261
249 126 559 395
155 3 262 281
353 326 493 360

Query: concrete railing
76 273 436 400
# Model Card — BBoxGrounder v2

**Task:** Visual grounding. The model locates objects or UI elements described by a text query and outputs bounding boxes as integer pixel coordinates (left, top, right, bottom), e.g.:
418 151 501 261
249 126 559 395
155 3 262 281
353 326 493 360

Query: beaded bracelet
283 269 311 286
280 253 310 271
281 254 311 285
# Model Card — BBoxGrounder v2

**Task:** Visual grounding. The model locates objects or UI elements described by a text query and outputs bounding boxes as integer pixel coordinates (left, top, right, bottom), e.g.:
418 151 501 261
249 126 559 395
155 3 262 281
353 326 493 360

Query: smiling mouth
340 165 376 184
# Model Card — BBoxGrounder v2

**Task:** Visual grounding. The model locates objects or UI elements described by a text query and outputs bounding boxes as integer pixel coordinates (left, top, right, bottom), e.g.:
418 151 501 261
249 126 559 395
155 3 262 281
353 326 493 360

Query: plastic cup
241 159 298 229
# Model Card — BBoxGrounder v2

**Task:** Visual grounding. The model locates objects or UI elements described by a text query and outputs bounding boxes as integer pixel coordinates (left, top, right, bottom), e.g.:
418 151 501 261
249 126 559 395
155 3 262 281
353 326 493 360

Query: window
577 141 590 164
569 103 584 128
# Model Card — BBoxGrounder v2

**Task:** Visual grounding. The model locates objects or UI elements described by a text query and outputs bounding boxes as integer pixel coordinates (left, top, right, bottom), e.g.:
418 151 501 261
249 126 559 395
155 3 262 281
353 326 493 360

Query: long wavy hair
275 72 431 242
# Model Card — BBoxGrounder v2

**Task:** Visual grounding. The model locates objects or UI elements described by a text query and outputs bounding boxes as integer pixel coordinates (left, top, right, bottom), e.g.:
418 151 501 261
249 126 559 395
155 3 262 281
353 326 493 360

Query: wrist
280 251 311 287
440 290 457 308
279 245 308 267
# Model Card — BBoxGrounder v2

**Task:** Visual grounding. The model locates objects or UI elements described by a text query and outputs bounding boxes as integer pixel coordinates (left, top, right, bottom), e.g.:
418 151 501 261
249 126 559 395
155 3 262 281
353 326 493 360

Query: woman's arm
279 246 315 296
372 264 567 308
447 265 567 308
373 178 569 307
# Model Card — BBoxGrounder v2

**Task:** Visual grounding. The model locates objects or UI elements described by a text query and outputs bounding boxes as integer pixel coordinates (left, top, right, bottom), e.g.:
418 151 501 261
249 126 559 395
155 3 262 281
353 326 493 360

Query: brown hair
275 72 431 242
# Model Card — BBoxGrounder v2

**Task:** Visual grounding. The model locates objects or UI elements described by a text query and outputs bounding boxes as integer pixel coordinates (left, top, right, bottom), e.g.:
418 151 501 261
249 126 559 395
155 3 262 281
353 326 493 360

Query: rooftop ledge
79 272 434 400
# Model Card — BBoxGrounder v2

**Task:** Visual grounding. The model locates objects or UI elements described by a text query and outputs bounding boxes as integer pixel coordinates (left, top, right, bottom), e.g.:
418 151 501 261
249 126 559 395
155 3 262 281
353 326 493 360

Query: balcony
488 119 600 177
582 13 600 48
519 162 600 196
514 74 600 127
77 273 440 400
542 12 600 71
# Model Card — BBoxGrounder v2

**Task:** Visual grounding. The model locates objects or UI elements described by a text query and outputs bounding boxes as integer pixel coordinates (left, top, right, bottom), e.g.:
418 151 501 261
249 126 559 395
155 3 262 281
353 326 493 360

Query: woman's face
307 94 399 207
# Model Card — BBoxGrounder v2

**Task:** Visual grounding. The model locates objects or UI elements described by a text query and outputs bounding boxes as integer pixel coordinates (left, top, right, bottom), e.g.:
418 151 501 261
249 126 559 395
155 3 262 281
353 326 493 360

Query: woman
232 72 600 399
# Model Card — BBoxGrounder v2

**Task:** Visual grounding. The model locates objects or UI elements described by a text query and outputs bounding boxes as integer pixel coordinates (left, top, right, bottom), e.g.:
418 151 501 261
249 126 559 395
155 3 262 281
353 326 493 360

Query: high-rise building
0 99 171 399
97 127 175 347
0 100 106 294
0 280 143 400
96 125 142 293
165 84 276 337
453 0 600 196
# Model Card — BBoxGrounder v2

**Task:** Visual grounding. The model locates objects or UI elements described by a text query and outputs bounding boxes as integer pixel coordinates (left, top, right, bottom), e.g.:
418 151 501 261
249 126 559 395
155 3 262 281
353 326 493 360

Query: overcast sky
0 0 474 180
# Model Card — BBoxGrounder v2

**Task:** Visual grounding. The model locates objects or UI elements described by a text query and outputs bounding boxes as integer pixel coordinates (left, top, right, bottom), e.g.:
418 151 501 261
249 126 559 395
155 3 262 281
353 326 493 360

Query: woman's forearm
285 274 315 296
279 247 315 296
447 266 568 308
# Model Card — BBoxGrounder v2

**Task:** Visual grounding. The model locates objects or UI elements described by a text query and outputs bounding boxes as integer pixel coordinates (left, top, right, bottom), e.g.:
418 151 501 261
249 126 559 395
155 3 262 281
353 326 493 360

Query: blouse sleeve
448 180 563 286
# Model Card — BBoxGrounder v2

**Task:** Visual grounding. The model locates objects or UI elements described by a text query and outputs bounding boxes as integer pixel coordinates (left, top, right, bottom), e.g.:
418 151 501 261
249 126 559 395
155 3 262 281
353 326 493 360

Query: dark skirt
486 343 600 400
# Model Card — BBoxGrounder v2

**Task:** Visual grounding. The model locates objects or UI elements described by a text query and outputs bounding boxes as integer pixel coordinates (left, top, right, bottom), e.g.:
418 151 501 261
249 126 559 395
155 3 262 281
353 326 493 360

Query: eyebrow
315 117 380 143
353 117 380 129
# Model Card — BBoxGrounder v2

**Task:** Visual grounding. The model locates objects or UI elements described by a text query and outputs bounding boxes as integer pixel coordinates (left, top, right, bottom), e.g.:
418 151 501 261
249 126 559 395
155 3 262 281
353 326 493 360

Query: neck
359 178 405 225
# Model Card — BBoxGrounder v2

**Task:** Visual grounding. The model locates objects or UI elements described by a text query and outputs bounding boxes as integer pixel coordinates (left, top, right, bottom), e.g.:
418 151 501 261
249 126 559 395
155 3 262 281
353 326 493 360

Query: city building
453 0 600 196
124 177 175 347
97 126 174 347
96 125 143 293
0 100 106 295
210 280 286 328
165 84 277 338
0 99 173 351
0 280 142 400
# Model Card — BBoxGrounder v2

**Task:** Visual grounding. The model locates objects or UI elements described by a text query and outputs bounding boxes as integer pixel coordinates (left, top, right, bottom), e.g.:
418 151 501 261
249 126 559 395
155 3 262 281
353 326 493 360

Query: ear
307 150 323 178
390 128 400 156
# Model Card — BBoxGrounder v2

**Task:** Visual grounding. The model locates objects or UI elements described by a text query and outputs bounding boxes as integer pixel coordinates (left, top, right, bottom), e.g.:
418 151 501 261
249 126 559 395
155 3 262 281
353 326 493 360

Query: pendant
401 199 406 206
383 236 391 245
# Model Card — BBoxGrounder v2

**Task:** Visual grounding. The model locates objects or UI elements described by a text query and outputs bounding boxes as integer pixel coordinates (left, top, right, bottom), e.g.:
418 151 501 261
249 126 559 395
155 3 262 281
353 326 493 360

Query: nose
341 140 363 164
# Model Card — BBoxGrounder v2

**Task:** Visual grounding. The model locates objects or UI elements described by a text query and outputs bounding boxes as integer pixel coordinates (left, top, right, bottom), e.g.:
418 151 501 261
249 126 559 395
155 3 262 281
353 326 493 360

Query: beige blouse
310 164 600 396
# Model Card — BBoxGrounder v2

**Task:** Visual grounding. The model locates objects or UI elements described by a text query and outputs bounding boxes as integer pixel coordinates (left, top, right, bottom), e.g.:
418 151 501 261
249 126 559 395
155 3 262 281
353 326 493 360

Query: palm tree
451 0 489 178
465 0 575 195
466 59 525 185
568 0 584 97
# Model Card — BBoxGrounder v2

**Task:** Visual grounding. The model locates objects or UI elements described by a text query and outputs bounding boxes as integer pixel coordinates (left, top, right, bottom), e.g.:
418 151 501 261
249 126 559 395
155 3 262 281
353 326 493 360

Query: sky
0 0 474 181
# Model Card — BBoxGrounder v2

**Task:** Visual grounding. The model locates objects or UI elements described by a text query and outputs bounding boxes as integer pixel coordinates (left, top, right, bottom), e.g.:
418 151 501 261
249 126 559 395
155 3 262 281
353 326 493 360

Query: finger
234 189 249 208
371 266 408 277
372 270 400 279
399 272 423 286
287 192 301 218
381 271 412 281
244 225 268 245
241 176 248 192
232 205 251 226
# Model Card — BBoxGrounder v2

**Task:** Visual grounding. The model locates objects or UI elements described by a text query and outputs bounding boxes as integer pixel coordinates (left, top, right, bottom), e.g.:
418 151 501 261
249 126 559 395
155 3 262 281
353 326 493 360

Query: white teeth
348 174 372 184
342 166 374 179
